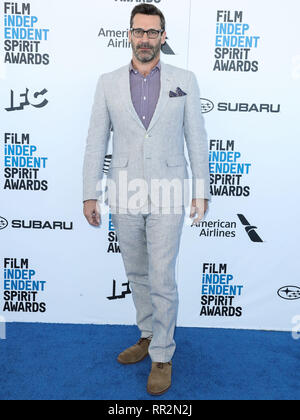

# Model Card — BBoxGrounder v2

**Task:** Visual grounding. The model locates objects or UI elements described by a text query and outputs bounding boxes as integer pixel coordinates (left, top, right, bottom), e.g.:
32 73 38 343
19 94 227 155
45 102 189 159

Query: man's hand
190 198 209 225
83 200 101 227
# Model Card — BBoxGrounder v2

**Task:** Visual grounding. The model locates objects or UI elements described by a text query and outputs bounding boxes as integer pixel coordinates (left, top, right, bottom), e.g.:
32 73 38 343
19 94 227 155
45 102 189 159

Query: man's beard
132 41 161 63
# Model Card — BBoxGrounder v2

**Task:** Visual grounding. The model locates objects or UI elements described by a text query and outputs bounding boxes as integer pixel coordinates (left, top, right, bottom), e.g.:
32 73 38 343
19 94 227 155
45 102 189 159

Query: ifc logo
0 217 8 230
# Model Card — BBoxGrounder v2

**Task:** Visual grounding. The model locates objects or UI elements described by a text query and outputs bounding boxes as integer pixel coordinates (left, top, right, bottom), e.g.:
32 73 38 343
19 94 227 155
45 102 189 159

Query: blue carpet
0 323 298 400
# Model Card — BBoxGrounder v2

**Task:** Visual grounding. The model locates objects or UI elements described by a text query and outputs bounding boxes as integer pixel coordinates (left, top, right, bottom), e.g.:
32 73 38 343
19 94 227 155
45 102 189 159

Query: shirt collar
129 60 161 75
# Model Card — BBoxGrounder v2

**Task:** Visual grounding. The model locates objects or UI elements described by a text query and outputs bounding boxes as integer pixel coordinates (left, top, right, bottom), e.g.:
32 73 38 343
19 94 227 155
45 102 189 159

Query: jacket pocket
110 156 129 168
166 155 188 167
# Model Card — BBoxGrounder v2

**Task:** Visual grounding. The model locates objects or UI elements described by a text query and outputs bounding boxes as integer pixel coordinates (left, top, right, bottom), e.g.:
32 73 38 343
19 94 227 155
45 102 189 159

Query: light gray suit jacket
83 60 211 210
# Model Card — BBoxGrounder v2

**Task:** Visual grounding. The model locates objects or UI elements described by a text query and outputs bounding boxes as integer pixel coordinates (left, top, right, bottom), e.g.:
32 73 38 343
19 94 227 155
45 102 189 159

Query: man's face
129 14 166 63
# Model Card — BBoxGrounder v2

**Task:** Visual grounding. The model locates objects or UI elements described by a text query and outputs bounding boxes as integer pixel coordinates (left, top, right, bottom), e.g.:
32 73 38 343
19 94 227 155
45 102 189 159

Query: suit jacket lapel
147 61 173 133
119 63 146 130
118 60 173 132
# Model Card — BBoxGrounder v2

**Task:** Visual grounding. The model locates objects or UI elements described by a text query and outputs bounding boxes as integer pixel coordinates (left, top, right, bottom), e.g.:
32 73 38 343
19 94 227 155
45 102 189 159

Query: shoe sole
117 352 149 365
147 385 171 396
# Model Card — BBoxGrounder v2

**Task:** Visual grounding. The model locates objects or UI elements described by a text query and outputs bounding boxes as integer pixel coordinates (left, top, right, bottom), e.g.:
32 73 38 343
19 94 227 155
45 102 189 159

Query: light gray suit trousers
111 206 185 363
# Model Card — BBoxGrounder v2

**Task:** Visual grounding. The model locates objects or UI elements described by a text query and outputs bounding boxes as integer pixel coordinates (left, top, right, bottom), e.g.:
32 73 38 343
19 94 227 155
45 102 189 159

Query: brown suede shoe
117 337 151 365
147 361 172 396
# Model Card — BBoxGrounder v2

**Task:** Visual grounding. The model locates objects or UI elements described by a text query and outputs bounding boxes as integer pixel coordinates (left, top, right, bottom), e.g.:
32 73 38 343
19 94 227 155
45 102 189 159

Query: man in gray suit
83 4 211 396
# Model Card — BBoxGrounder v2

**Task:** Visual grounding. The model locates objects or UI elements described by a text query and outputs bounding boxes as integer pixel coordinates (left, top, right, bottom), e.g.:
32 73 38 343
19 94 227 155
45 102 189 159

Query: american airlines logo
237 214 264 243
161 38 175 55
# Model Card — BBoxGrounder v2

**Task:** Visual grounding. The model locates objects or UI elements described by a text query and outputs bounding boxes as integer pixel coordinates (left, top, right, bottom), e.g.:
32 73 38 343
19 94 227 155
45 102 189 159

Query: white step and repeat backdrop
0 0 299 331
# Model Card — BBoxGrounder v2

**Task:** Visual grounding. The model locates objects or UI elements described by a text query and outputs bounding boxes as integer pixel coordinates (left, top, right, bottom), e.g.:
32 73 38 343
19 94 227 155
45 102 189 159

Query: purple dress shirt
129 60 161 130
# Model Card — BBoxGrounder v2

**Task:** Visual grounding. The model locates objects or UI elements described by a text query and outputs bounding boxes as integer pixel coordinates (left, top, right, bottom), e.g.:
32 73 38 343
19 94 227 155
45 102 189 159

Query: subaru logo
277 286 300 300
0 217 8 230
201 98 214 114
